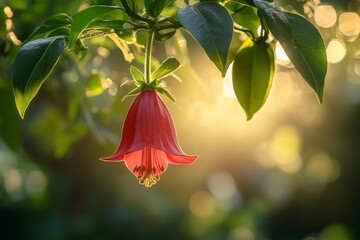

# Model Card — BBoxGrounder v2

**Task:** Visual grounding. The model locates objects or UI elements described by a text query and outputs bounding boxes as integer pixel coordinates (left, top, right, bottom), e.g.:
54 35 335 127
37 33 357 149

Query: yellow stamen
138 175 160 187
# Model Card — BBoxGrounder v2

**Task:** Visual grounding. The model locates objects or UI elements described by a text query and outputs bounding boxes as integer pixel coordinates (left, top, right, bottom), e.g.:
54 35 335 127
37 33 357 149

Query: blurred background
1 0 360 239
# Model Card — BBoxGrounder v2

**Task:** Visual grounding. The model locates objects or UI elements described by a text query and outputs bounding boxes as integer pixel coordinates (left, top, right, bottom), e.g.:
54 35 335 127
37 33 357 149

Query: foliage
10 0 327 119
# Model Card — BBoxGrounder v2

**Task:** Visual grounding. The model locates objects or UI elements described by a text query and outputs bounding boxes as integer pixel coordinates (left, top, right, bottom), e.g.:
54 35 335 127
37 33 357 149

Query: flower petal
123 146 168 178
166 153 197 165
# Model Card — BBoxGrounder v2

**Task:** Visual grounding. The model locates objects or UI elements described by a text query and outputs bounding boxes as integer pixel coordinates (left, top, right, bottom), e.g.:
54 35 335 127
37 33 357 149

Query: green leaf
47 26 70 38
177 2 233 73
24 13 72 43
121 86 142 101
232 39 274 120
253 0 327 102
130 66 145 84
68 5 124 48
152 57 180 81
156 87 175 102
87 19 126 30
229 4 260 37
147 0 174 17
12 36 66 118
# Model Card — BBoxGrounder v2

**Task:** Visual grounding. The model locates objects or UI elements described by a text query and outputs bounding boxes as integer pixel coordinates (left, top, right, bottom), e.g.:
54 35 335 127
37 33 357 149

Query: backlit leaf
152 57 180 81
232 39 274 120
68 5 124 48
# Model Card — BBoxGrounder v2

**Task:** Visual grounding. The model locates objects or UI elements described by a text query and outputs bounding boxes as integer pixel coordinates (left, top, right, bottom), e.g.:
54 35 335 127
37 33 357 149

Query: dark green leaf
68 5 124 48
130 66 145 84
177 2 233 73
254 0 327 102
148 0 174 17
12 36 66 118
232 39 274 120
152 57 180 80
24 13 72 43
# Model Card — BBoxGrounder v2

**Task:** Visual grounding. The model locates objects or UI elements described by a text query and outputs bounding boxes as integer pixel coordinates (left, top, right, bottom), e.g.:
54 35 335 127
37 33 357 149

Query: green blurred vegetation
1 0 360 239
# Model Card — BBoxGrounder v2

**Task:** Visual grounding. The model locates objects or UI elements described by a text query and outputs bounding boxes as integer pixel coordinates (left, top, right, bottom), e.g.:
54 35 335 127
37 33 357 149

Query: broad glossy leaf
177 2 233 73
152 57 180 80
12 36 66 118
24 13 72 43
69 5 124 48
232 39 274 120
254 0 327 102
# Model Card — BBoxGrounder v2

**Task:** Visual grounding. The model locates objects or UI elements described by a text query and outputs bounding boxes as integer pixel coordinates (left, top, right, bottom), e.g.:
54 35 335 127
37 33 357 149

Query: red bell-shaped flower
100 90 197 187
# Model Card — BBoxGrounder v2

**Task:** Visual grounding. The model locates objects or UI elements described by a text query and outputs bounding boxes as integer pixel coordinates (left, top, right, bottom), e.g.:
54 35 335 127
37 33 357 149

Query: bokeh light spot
270 126 302 174
326 39 346 63
189 191 216 218
25 170 47 197
4 169 22 193
4 6 14 18
338 12 360 40
320 224 352 240
305 152 340 184
228 227 255 240
314 5 337 28
97 47 110 58
208 171 237 200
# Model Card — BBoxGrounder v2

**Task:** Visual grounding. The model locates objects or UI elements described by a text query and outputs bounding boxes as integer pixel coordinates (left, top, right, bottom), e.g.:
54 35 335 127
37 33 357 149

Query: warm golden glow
314 5 337 28
97 47 110 58
338 12 360 39
3 6 13 18
222 63 236 99
326 39 346 63
9 32 22 45
275 42 291 66
270 126 302 173
6 19 13 31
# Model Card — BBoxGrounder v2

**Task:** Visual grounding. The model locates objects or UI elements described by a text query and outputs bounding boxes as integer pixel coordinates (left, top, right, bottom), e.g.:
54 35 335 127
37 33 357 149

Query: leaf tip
245 113 254 121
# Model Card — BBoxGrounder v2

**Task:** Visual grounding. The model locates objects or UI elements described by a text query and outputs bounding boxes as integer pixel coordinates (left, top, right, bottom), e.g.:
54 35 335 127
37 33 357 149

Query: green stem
145 30 154 84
